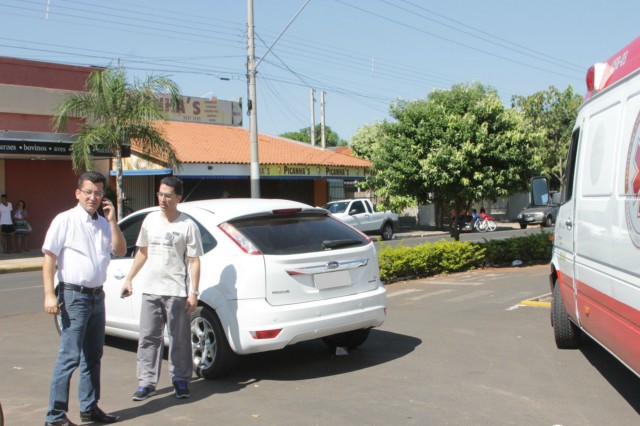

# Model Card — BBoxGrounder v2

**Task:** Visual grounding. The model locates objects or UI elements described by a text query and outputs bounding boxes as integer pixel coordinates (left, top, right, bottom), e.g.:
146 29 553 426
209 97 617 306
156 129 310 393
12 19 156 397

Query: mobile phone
120 288 131 298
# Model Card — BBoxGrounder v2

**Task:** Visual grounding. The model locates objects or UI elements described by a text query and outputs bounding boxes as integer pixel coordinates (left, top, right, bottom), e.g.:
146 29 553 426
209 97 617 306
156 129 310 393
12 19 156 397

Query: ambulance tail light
586 62 615 94
586 65 596 92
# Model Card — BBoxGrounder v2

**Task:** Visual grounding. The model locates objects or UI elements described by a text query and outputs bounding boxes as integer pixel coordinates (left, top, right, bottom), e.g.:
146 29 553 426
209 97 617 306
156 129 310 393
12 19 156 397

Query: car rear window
228 213 369 255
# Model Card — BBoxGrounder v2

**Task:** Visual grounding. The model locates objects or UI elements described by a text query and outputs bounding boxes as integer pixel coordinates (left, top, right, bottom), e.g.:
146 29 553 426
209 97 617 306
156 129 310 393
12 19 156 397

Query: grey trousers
136 294 192 387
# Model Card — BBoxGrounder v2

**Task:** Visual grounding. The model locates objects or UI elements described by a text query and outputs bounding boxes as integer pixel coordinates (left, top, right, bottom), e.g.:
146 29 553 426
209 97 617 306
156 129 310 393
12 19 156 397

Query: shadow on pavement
103 329 420 422
580 335 640 414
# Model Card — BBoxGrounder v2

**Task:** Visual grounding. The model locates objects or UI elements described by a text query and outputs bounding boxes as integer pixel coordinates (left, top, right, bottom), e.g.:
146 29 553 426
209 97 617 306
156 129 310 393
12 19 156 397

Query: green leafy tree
52 65 183 220
511 85 582 190
369 82 542 239
280 125 347 147
351 121 384 160
351 122 414 212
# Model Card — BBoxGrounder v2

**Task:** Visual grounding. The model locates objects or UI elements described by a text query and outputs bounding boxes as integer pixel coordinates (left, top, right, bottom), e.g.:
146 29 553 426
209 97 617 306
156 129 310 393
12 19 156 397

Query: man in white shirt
42 172 126 426
121 176 203 402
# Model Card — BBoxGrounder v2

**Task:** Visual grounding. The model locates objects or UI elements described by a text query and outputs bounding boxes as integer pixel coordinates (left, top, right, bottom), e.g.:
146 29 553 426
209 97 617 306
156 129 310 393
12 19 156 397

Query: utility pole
247 0 260 197
246 0 310 196
310 88 316 147
320 90 326 149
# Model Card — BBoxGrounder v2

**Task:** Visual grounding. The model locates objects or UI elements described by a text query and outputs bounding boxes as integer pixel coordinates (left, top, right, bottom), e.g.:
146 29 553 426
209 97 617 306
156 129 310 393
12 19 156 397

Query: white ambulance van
549 36 640 376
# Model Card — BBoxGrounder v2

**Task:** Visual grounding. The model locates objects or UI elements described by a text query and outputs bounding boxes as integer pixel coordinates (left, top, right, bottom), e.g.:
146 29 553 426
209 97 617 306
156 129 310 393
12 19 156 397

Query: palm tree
52 64 182 220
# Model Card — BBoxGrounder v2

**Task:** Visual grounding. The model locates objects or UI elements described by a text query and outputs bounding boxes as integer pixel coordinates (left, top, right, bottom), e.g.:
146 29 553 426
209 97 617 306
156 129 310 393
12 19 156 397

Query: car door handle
564 219 573 230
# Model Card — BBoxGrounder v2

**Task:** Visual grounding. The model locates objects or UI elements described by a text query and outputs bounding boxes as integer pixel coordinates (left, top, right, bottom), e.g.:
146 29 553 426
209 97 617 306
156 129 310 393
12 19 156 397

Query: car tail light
219 222 261 254
250 329 282 339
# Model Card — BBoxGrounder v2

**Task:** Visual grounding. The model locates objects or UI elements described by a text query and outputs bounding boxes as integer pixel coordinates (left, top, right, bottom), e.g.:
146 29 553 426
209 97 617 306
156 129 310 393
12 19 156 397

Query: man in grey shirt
121 176 203 401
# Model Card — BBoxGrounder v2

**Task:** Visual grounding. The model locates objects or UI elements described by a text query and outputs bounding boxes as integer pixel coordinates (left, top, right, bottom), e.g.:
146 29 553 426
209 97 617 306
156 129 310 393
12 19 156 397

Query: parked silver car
517 177 559 228
57 198 387 379
517 204 559 228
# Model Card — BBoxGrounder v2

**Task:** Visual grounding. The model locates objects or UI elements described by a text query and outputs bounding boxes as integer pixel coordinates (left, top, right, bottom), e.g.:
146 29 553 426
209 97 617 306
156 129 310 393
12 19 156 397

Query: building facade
0 57 372 249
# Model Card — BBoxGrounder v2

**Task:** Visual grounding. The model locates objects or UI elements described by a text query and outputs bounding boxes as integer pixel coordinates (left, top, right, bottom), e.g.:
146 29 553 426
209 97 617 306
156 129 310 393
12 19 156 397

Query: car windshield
322 202 349 214
228 212 369 255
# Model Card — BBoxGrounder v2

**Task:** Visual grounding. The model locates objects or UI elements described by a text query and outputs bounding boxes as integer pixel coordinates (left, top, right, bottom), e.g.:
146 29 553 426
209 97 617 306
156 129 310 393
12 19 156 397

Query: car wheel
191 306 237 379
519 223 527 229
322 328 371 350
552 280 581 349
381 223 393 240
545 215 554 227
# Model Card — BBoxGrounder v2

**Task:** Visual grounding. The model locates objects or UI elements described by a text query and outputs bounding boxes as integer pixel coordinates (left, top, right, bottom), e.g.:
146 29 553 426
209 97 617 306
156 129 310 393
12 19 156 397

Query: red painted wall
0 57 101 90
0 58 100 250
0 113 83 133
5 160 77 250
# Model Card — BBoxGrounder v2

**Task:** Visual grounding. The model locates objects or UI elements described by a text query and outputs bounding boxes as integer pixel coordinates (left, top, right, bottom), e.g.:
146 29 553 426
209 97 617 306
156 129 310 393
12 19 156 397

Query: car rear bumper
220 286 387 354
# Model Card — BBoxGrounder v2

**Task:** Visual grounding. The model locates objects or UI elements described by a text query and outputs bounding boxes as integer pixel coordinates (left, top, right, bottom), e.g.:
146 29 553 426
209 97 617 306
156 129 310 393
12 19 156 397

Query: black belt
60 282 103 295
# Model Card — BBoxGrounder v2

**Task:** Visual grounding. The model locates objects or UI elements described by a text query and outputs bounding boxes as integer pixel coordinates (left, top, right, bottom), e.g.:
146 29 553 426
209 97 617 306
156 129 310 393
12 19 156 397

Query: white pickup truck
322 198 399 240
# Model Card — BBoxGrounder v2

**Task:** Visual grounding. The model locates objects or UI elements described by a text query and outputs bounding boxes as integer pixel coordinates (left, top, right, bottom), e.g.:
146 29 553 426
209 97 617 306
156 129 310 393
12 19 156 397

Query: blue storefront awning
109 168 172 176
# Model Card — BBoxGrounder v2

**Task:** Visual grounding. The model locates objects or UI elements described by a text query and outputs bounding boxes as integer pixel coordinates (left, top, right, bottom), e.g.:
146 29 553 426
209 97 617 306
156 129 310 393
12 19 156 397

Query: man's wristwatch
189 290 199 297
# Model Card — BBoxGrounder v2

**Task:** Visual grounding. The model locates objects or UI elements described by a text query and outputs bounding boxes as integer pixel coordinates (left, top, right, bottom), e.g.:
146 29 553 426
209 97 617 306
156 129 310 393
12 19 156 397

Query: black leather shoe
44 416 77 426
79 406 120 423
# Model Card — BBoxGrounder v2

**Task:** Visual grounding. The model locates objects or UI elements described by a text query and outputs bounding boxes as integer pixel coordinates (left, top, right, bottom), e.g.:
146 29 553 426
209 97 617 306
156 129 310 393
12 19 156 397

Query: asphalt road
1 267 638 425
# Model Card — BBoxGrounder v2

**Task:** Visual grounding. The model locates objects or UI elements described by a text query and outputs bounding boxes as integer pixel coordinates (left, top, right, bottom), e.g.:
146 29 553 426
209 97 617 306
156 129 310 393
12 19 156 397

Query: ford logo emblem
327 261 339 270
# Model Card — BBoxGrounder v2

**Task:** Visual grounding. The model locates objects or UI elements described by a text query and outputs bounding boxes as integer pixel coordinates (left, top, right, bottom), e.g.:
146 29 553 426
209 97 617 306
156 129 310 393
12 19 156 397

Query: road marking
409 289 455 301
387 288 423 298
413 280 485 286
447 289 494 302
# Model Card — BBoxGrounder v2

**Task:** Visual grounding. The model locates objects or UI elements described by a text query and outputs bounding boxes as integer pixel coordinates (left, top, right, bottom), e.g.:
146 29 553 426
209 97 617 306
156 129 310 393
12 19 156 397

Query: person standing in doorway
42 171 126 426
120 176 203 402
0 194 15 253
13 199 30 252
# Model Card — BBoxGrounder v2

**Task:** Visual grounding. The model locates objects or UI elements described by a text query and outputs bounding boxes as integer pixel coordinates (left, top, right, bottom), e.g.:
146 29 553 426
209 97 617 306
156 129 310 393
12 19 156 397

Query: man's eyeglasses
157 192 176 199
79 188 105 198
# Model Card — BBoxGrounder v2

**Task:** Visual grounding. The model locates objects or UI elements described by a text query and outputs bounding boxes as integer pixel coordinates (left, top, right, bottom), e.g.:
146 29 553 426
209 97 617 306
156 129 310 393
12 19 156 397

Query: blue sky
2 0 640 142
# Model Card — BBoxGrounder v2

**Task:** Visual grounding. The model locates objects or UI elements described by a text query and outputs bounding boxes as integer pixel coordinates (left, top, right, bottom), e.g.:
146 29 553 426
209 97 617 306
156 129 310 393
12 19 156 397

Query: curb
0 264 43 274
520 293 551 308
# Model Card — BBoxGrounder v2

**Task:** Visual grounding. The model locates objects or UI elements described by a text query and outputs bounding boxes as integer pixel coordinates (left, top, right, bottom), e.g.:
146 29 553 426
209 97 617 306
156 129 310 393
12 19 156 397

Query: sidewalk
394 221 522 239
0 249 44 274
0 222 524 274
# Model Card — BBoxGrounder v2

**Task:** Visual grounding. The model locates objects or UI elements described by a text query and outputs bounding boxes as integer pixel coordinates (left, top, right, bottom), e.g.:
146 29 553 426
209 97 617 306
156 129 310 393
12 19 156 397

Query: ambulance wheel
552 280 581 349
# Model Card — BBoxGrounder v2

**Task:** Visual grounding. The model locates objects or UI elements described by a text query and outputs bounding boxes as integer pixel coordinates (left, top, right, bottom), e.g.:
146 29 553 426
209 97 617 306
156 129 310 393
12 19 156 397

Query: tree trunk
449 220 461 241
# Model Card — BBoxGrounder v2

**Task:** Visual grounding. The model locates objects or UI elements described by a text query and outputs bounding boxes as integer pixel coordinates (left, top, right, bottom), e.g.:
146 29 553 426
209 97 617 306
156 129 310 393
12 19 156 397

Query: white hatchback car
86 198 386 378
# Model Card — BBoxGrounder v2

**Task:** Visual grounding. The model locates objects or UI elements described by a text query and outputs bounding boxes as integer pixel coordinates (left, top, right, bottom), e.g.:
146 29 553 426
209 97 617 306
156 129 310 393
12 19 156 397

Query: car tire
191 306 237 379
519 223 527 229
552 280 581 349
545 215 554 227
381 223 393 240
322 328 371 350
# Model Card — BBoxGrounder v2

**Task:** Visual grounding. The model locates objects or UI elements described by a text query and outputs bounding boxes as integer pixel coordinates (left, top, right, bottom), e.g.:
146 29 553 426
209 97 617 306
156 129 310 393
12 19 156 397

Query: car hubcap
191 316 217 371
